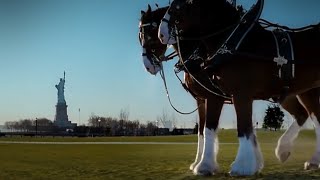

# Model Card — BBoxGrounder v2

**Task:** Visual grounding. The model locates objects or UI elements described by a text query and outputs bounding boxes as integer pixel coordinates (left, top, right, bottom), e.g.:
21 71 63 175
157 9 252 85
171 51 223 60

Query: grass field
0 130 319 180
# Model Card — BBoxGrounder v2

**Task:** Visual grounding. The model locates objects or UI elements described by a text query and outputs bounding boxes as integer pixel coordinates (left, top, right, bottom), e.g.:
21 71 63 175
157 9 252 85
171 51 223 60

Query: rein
148 50 198 115
141 43 178 67
164 51 178 61
159 63 199 115
174 25 232 100
141 14 199 115
141 19 198 115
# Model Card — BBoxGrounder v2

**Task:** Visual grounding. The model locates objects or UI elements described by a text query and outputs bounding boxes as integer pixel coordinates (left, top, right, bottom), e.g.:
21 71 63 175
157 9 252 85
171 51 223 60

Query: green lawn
0 130 319 180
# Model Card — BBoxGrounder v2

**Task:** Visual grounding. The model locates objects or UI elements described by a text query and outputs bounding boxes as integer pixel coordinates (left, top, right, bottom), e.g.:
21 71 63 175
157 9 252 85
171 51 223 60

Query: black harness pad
223 0 264 51
206 0 264 72
272 29 294 82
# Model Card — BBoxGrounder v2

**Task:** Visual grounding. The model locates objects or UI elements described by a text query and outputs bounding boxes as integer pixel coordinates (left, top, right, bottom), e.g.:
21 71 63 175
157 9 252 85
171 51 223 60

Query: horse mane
141 5 168 22
186 0 193 4
187 0 235 6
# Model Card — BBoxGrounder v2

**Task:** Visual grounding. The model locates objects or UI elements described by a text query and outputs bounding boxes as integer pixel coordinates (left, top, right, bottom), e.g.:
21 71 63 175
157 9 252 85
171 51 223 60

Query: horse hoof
278 152 291 163
194 170 213 176
229 171 259 177
304 162 319 170
189 162 198 171
229 161 257 176
229 171 241 177
193 162 218 176
229 170 255 176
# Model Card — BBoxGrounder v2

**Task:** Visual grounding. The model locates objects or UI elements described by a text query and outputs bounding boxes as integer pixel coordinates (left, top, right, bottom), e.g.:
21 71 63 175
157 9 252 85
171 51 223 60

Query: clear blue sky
0 0 318 128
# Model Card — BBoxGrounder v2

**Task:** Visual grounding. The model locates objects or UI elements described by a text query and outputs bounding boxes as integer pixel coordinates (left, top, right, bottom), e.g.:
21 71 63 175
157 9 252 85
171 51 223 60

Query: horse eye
175 20 179 24
176 5 180 10
151 49 155 52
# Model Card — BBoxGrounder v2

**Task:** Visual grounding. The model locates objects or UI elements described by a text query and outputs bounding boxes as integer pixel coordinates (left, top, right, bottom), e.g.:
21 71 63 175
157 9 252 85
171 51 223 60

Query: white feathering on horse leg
190 134 204 170
275 120 300 163
230 134 259 176
253 130 264 171
193 127 219 176
304 114 320 170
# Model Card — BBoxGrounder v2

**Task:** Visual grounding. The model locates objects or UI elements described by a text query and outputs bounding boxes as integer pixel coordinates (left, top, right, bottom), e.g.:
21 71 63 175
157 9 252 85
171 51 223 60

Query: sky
0 0 319 129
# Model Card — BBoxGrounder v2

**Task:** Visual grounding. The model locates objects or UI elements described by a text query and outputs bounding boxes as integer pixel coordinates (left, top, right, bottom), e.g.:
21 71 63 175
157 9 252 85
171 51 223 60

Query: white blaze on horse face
193 128 219 175
142 48 160 75
158 13 176 45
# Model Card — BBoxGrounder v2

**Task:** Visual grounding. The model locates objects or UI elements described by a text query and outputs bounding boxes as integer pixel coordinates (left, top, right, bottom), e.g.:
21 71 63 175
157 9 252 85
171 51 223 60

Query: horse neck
197 2 240 54
172 2 240 61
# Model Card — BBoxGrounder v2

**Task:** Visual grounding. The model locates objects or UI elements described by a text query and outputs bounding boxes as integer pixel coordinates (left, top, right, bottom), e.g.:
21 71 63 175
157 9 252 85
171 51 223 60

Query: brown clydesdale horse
139 4 229 174
158 0 320 176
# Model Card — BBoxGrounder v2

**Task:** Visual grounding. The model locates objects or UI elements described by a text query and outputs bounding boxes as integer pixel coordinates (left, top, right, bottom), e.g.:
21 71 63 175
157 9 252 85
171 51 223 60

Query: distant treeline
3 115 196 137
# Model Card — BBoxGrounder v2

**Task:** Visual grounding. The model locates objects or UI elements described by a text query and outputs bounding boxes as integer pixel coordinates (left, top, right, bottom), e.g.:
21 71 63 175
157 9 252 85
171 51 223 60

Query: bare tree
171 113 177 129
36 118 53 126
132 120 140 136
4 121 15 132
146 121 157 136
19 119 33 132
119 107 130 121
88 114 100 127
157 109 170 128
156 109 178 131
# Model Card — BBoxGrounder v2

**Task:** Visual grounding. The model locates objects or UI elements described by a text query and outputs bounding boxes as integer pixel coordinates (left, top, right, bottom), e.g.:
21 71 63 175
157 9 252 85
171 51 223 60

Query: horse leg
275 95 308 162
193 96 224 176
294 89 320 170
230 94 263 176
190 99 205 170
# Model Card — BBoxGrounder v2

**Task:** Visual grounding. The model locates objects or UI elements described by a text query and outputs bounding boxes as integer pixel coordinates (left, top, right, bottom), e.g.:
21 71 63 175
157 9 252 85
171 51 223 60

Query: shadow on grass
257 169 320 180
176 169 320 180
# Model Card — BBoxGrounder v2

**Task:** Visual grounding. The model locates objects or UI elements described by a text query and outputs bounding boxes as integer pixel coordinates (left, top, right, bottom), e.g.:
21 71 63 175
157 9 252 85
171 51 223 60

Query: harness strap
271 29 295 80
222 0 264 51
206 0 264 69
271 29 295 103
161 18 170 23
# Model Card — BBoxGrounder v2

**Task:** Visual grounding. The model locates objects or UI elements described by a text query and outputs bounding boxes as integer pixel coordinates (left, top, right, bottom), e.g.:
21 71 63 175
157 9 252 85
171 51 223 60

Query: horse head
139 5 169 75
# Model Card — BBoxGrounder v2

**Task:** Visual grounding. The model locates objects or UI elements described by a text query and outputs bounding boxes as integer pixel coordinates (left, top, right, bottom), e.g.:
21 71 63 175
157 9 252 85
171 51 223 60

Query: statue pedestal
54 103 75 128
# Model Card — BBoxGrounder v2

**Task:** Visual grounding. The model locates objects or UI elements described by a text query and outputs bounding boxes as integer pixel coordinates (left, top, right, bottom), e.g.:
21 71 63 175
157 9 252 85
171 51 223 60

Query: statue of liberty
55 71 66 104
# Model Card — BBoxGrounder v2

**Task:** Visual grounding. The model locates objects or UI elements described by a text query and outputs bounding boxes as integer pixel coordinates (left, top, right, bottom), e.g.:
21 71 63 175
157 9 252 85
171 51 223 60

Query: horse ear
141 10 145 16
155 3 159 8
147 4 152 12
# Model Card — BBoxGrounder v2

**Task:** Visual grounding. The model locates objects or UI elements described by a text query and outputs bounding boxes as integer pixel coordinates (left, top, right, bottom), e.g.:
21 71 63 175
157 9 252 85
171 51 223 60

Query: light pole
35 118 38 136
156 120 159 135
98 119 102 136
98 119 101 128
78 108 81 126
